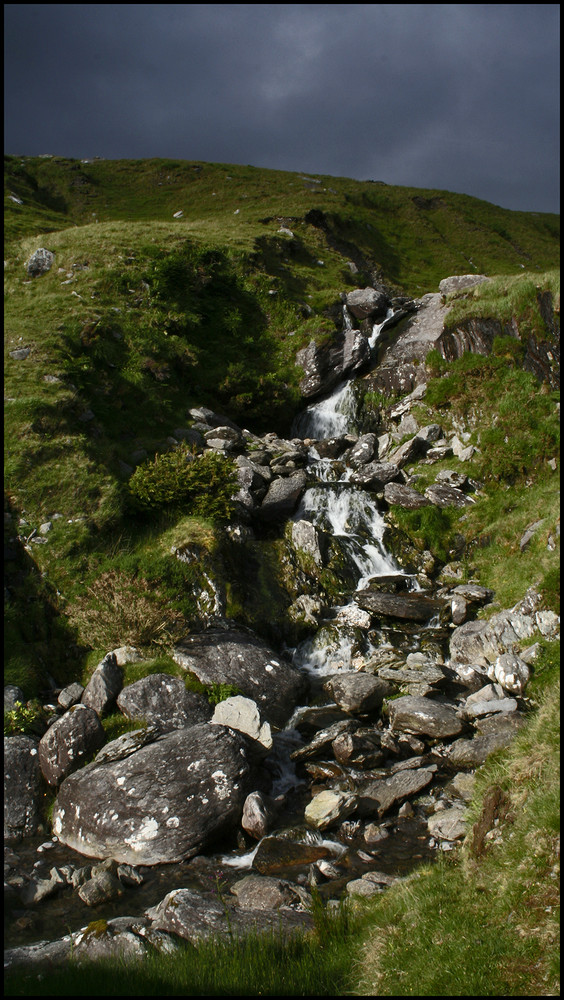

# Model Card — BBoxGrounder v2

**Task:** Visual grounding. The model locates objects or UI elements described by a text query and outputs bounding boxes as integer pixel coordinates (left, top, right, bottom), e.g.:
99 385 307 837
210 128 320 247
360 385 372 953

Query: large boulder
116 673 212 733
172 627 308 728
52 723 256 865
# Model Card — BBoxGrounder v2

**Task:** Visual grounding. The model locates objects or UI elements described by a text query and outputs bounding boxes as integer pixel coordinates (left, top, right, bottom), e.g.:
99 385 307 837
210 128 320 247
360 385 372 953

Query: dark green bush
128 447 237 520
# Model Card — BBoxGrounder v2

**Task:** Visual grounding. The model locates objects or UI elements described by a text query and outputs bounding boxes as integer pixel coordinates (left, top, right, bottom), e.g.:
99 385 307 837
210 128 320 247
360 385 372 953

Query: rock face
172 627 308 728
296 328 370 399
52 723 256 864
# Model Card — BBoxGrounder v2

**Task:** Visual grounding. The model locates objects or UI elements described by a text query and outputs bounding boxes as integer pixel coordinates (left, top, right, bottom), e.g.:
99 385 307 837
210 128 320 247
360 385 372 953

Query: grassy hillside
3 157 560 995
5 155 559 296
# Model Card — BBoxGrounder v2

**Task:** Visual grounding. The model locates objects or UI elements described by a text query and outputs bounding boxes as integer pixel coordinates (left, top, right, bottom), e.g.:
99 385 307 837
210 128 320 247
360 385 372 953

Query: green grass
443 269 560 342
4 896 361 997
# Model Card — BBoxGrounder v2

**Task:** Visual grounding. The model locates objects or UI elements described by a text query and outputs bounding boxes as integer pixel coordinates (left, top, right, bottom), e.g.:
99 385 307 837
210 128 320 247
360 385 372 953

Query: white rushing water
294 381 357 440
295 484 401 590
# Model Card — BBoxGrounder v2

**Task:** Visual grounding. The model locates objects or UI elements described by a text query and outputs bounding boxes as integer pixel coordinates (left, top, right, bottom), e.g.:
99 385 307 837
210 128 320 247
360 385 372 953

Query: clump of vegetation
388 503 458 564
128 448 237 520
424 350 559 484
4 699 47 737
67 569 187 653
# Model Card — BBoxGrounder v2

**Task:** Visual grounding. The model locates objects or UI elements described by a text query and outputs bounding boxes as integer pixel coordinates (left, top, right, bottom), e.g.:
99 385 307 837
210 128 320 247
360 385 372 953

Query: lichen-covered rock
4 735 45 841
172 626 307 728
52 723 256 865
116 673 212 732
38 704 106 786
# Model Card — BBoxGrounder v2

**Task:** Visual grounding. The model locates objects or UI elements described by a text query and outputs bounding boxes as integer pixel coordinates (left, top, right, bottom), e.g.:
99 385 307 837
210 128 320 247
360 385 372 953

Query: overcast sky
4 4 560 213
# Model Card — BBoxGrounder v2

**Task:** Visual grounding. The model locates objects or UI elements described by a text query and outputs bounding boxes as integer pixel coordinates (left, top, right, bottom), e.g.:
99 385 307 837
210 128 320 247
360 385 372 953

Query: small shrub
128 447 237 520
4 699 47 737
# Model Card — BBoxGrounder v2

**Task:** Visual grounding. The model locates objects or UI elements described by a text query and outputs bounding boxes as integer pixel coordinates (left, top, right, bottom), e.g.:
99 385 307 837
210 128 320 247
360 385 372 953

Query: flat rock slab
52 723 255 865
147 887 314 943
388 695 464 738
356 591 446 623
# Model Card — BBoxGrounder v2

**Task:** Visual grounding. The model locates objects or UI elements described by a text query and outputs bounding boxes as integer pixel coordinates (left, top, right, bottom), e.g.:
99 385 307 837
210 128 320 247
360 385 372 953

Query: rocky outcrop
296 328 370 399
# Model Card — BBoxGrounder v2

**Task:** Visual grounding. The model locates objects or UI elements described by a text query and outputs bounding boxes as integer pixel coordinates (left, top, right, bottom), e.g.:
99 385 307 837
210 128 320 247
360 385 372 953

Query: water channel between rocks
5 343 458 951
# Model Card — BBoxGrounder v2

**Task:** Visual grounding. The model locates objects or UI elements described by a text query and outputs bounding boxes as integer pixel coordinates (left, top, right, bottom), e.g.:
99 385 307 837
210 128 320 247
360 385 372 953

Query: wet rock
116 673 212 733
38 704 106 786
252 836 335 876
388 695 464 738
324 671 390 715
173 626 307 728
356 590 446 623
52 723 256 865
304 789 357 830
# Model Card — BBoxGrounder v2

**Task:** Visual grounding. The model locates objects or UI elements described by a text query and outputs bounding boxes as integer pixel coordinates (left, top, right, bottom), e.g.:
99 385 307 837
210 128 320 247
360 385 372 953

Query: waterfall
369 306 394 348
295 483 401 589
292 381 357 440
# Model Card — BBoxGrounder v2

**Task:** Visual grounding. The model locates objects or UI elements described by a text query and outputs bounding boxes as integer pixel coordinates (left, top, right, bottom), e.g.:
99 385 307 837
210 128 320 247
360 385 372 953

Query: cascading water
292 381 357 440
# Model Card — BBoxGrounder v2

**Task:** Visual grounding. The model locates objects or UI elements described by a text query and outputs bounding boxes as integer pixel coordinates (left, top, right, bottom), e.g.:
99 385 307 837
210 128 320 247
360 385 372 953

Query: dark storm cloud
4 4 560 212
